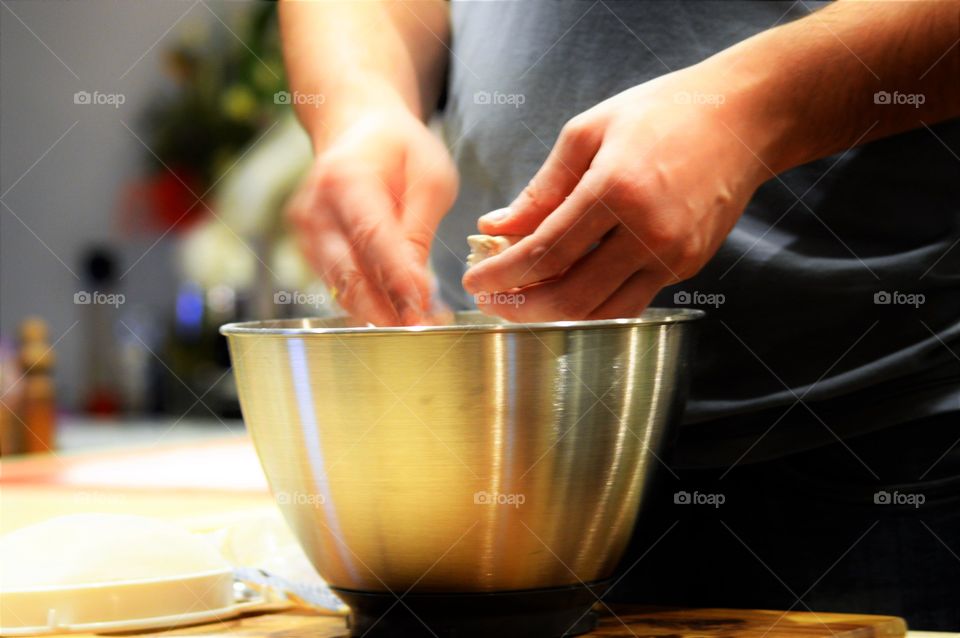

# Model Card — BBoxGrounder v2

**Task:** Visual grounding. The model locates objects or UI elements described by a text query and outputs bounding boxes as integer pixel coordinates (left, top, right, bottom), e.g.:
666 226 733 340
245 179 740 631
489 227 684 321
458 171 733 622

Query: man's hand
288 106 457 326
462 0 959 322
279 0 453 325
462 69 770 321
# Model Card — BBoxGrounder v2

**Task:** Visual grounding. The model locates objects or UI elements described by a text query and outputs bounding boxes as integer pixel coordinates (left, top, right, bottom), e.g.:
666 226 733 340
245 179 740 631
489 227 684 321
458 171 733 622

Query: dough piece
466 235 521 267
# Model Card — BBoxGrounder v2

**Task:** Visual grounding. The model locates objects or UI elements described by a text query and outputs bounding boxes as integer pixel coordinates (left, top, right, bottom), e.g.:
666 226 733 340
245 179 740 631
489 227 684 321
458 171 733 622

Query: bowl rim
220 308 705 337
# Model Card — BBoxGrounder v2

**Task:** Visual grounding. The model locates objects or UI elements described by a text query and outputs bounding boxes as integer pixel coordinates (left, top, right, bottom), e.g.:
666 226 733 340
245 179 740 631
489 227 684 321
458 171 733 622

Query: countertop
2 430 955 636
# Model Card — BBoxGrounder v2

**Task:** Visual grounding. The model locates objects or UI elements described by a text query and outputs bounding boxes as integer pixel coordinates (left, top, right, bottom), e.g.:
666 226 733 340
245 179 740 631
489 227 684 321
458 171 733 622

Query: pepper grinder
18 317 56 453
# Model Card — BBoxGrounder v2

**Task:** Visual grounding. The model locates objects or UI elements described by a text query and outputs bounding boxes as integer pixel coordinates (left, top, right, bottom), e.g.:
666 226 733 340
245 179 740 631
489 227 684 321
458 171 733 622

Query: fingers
478 116 603 236
288 169 425 326
473 227 647 322
290 201 403 326
316 232 406 326
400 149 458 279
463 171 617 294
587 270 664 320
327 175 429 324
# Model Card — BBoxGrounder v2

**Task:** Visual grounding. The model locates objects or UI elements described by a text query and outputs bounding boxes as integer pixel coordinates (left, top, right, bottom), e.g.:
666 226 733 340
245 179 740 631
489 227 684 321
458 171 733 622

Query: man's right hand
287 106 458 326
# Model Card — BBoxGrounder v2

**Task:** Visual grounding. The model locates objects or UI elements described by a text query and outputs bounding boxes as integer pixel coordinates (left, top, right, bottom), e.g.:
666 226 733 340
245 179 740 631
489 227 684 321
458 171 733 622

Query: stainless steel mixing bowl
221 309 702 594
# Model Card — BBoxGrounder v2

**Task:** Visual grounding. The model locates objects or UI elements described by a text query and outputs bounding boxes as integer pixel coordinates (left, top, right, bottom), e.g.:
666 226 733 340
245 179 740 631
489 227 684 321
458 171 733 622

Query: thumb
478 118 602 235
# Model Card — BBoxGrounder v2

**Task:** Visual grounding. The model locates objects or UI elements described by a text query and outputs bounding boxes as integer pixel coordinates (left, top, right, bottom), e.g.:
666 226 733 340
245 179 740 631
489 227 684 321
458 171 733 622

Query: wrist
297 73 419 152
697 38 805 181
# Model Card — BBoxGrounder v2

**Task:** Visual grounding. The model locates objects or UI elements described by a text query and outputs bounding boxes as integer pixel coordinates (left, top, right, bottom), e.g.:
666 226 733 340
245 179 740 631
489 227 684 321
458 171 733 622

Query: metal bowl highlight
221 309 702 594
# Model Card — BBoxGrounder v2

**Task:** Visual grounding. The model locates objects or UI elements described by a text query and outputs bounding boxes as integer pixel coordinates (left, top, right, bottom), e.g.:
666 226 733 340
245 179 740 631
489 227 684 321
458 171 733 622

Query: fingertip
477 207 512 234
461 269 481 294
478 207 511 224
478 215 538 236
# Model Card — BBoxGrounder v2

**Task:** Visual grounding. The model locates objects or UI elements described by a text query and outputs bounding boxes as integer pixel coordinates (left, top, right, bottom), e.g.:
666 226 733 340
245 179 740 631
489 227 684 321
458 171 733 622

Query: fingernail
479 207 511 223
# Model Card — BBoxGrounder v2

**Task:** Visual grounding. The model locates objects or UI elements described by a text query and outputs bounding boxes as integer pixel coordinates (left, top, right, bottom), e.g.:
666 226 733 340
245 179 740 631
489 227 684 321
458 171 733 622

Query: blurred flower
221 85 257 122
179 220 257 290
178 113 312 291
214 112 312 236
121 167 204 235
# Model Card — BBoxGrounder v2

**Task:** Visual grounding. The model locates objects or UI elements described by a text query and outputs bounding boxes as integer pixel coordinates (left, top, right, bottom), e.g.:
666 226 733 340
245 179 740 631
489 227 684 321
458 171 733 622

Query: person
279 0 960 628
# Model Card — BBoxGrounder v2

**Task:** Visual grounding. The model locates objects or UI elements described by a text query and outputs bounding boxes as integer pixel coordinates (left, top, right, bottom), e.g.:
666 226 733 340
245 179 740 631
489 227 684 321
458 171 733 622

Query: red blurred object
121 167 207 236
84 387 121 418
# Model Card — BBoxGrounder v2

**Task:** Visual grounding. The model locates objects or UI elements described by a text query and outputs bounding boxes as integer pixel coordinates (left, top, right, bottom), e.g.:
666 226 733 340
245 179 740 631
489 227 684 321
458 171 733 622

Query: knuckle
316 166 352 194
527 240 570 279
516 174 553 213
645 222 681 253
404 229 432 262
347 219 381 256
315 158 369 196
559 116 592 148
424 163 458 202
673 237 706 279
602 176 646 209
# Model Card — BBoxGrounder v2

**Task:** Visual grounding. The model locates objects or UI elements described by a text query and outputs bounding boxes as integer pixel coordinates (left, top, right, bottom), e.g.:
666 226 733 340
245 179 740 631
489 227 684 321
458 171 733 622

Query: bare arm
279 0 450 147
465 0 960 321
280 1 457 326
719 0 960 174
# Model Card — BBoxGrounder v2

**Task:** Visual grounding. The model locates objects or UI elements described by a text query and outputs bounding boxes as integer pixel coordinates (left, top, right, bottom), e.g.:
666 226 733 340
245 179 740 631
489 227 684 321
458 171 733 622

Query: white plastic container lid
0 514 285 635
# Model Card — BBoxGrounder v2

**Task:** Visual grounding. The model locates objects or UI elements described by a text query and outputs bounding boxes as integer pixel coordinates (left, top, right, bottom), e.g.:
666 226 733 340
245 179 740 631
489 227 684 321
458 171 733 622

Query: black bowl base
332 580 608 638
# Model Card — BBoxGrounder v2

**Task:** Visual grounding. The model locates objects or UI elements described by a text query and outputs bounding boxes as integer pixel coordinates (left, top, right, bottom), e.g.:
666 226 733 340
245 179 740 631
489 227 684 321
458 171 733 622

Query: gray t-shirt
433 1 960 467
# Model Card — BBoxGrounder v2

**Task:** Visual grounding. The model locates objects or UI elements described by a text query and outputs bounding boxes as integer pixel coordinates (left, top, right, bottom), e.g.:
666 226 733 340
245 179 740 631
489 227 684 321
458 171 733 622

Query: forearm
278 0 449 148
706 0 960 175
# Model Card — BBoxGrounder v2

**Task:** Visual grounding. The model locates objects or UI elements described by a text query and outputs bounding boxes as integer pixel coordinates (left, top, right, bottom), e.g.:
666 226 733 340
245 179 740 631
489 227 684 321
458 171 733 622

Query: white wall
1 0 247 408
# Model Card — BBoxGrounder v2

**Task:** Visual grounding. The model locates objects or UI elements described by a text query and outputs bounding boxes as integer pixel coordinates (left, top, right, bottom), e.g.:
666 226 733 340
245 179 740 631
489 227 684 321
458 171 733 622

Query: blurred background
1 0 330 453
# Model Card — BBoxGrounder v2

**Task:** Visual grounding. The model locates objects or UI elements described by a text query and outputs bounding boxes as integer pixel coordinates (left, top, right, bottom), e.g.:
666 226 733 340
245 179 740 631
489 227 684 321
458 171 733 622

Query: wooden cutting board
94 606 907 638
